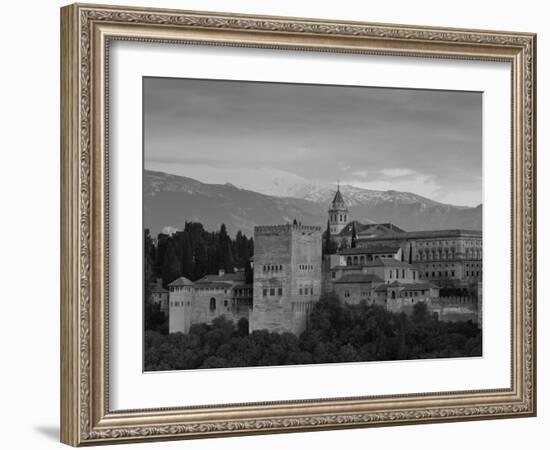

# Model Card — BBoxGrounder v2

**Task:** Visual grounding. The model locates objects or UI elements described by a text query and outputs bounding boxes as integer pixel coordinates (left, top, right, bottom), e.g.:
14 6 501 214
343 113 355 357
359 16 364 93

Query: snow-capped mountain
144 170 482 237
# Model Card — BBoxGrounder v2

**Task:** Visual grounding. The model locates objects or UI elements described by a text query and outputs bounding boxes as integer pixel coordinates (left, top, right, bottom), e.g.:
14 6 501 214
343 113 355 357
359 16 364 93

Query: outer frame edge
60 3 81 447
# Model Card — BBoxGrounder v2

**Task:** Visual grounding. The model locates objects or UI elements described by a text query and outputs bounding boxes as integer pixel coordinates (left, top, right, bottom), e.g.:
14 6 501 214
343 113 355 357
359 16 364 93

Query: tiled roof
366 257 414 268
194 282 233 289
375 281 438 292
338 245 400 255
359 229 482 241
167 276 194 287
330 264 363 270
337 222 405 237
357 223 406 235
400 282 438 291
336 221 368 236
196 271 246 283
333 273 384 284
374 284 390 292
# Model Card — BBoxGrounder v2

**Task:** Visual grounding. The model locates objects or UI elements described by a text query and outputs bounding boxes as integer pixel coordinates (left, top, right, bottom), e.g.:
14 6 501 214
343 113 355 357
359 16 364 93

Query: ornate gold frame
60 3 536 446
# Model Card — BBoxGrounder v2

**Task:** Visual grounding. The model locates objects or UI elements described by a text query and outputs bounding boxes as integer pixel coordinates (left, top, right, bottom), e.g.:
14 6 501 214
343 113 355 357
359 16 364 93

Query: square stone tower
251 223 322 335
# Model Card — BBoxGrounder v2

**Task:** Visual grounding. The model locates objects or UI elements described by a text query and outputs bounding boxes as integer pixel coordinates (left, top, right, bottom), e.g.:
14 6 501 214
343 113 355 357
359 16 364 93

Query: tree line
145 222 254 292
144 293 482 371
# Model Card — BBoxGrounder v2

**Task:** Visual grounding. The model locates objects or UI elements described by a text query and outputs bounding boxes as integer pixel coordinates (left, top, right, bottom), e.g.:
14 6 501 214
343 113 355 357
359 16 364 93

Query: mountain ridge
144 169 482 237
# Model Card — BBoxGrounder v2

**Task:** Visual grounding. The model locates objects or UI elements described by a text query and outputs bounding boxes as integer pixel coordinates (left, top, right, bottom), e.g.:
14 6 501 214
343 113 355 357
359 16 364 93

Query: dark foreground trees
144 293 481 371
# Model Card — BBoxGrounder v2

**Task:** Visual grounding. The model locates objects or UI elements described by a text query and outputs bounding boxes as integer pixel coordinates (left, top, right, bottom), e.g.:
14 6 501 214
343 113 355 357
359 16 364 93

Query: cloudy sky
144 77 482 206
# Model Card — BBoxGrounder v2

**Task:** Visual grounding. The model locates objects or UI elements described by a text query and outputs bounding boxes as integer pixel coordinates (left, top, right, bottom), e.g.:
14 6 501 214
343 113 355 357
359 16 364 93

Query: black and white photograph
142 77 483 372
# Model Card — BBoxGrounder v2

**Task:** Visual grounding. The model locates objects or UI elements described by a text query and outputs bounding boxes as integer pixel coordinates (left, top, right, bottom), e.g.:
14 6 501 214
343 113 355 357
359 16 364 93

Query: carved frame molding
60 3 536 446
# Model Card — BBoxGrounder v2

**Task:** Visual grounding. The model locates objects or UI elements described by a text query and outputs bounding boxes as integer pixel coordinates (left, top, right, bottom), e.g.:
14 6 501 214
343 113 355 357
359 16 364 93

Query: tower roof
332 188 345 205
330 184 347 211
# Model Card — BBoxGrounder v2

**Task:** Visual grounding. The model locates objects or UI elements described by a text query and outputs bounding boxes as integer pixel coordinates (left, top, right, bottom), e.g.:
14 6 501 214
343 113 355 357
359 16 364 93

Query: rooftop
336 222 405 237
333 273 384 284
338 245 400 255
196 271 246 284
194 282 233 289
375 281 438 292
168 276 194 287
331 188 346 207
359 229 482 241
330 264 363 271
367 257 415 268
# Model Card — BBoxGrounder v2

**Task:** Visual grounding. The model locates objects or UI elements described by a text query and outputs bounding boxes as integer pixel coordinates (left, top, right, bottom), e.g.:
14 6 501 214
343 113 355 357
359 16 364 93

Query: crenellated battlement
254 223 322 235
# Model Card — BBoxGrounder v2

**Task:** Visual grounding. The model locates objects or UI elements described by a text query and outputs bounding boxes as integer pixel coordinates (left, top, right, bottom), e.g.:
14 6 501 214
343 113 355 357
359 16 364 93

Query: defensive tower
251 223 322 335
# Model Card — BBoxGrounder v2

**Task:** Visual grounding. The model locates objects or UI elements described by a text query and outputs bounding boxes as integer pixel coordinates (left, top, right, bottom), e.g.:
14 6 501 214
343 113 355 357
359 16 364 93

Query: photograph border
60 3 536 446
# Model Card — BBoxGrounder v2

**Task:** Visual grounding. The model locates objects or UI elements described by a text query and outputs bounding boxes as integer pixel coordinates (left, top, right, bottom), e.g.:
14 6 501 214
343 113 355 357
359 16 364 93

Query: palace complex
159 186 482 335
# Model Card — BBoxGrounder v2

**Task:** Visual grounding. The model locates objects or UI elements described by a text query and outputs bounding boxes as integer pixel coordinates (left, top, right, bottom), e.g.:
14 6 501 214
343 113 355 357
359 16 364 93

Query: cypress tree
218 224 234 273
244 259 253 284
351 222 357 248
324 220 331 251
181 234 194 279
143 229 155 295
161 240 181 284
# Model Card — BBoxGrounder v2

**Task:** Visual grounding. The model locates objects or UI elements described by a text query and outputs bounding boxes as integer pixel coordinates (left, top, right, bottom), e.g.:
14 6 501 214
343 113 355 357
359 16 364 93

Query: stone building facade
168 270 252 334
355 229 482 289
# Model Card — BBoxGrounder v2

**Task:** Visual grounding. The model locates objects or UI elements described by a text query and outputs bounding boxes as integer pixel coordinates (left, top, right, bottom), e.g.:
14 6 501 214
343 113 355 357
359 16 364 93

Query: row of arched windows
416 244 482 261
329 214 347 223
465 249 482 258
171 300 190 307
346 254 393 266
262 287 283 297
417 249 458 261
388 269 416 280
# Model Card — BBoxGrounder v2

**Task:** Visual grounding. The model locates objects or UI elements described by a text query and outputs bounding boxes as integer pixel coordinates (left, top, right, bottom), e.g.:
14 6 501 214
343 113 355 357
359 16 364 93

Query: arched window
347 257 352 266
391 291 396 299
209 298 216 311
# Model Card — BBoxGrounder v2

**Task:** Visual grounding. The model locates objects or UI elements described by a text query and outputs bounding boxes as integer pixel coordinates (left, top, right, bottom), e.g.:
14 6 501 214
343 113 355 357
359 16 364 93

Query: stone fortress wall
251 223 322 335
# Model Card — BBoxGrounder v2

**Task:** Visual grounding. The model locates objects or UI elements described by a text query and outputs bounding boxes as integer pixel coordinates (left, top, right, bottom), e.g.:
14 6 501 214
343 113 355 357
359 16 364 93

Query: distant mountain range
144 170 482 237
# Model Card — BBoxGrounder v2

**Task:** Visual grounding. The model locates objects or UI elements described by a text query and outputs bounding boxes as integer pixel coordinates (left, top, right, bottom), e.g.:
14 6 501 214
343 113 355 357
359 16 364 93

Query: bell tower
328 182 349 234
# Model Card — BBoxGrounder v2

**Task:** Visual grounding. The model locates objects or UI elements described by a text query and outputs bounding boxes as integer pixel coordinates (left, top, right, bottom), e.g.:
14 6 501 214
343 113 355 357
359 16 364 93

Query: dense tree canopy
144 293 481 371
145 222 254 288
